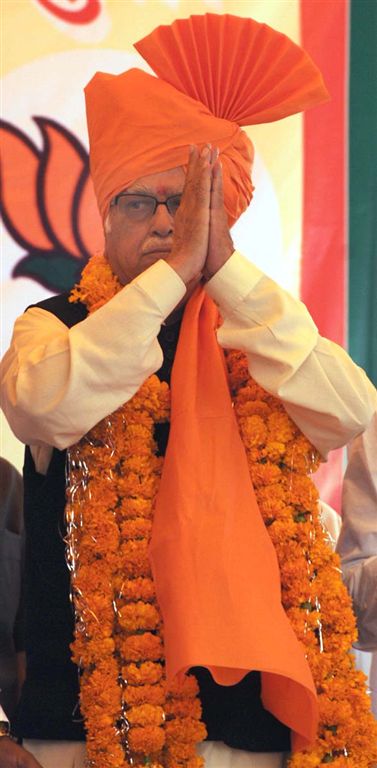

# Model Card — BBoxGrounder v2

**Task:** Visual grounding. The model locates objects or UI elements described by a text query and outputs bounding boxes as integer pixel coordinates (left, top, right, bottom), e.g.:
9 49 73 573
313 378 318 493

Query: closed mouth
144 248 172 255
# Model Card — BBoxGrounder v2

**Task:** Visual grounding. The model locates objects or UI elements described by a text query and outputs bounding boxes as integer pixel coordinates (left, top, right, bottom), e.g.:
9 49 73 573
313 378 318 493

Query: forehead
128 166 185 195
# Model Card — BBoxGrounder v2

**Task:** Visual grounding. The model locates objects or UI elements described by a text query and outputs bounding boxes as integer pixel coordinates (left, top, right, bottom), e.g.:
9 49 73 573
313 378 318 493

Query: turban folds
85 13 329 225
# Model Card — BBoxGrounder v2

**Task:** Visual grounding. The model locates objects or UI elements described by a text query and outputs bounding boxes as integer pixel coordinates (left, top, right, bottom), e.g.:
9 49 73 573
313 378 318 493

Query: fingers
210 156 224 210
184 144 213 204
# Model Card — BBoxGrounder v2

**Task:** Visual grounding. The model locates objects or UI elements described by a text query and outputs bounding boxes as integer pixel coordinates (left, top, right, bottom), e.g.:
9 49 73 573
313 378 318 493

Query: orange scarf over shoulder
151 288 318 751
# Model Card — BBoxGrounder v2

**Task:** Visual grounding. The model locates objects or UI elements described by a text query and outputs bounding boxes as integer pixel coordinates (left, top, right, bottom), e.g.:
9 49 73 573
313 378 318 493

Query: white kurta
1 252 375 475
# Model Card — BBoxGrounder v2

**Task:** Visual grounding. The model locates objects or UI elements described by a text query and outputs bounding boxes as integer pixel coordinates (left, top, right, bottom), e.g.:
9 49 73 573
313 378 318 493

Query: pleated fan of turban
85 13 329 225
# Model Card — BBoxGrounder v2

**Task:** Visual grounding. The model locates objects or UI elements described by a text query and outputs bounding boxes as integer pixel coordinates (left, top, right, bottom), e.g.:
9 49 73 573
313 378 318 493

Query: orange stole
150 287 319 751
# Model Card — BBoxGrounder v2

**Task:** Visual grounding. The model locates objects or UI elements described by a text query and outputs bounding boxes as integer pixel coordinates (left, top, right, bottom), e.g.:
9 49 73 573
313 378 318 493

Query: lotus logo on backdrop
0 118 103 292
34 0 101 25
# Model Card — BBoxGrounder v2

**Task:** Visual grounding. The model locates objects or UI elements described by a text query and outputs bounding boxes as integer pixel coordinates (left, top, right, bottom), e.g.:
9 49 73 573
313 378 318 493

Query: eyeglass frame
110 191 183 220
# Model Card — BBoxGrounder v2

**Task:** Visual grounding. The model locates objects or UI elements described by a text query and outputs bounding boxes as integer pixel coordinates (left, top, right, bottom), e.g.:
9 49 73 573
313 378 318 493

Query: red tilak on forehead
155 185 172 197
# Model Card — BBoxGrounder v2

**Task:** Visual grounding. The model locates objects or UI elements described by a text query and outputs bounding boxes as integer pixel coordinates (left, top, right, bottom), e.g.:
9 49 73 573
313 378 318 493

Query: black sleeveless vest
15 293 290 751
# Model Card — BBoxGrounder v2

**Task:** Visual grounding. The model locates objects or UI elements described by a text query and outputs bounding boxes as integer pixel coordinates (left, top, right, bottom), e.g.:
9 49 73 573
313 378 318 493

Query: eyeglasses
111 192 182 222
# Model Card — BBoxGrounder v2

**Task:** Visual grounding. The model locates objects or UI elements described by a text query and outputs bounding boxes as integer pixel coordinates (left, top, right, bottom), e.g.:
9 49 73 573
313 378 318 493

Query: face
105 167 186 286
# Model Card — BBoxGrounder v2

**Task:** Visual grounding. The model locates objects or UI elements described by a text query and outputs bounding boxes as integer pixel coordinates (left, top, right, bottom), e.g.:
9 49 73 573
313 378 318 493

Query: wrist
165 251 201 287
203 244 234 281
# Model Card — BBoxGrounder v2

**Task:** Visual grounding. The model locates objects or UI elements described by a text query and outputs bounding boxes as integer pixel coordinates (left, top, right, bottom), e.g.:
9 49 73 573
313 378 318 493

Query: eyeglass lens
115 194 182 220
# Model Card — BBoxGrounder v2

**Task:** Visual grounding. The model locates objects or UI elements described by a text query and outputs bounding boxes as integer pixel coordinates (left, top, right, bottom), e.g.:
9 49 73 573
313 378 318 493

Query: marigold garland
66 254 377 767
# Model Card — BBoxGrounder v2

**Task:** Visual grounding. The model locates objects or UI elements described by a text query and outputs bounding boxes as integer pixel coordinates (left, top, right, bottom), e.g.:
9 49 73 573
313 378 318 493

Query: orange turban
85 13 329 225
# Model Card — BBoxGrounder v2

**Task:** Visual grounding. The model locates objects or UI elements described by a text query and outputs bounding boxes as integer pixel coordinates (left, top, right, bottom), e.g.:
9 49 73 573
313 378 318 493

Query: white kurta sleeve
206 251 376 458
336 413 377 651
0 260 185 453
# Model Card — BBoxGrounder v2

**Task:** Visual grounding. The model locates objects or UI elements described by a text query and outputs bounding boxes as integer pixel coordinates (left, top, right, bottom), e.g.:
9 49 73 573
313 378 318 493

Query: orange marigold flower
128 724 165 753
119 471 160 500
262 440 286 461
238 415 268 448
119 632 163 662
164 697 202 720
235 379 269 403
267 411 297 443
71 634 115 666
127 703 165 727
165 717 207 745
85 482 118 511
74 561 113 594
86 736 125 768
235 399 272 419
284 436 321 474
117 577 155 603
248 461 282 487
119 497 154 520
70 253 122 311
122 661 163 686
268 517 298 544
255 483 287 514
120 518 153 541
166 742 199 761
283 473 319 507
166 757 205 768
125 683 166 707
79 517 120 556
123 453 162 475
118 602 160 632
120 538 151 579
167 675 199 699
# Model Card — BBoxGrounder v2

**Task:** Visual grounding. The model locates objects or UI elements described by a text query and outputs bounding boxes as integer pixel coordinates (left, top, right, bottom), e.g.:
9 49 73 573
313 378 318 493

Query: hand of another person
0 737 43 767
203 157 234 280
167 145 213 286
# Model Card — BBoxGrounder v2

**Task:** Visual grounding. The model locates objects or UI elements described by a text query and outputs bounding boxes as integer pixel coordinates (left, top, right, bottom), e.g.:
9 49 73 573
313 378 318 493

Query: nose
150 202 174 237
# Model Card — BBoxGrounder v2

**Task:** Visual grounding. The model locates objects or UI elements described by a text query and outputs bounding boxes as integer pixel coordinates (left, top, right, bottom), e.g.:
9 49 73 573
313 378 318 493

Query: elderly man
1 13 376 768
